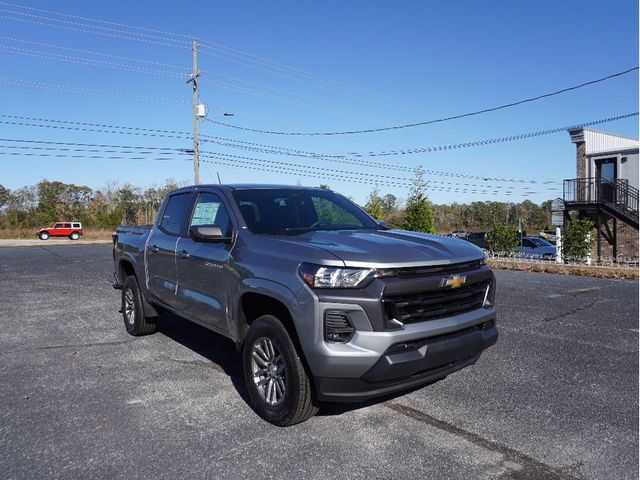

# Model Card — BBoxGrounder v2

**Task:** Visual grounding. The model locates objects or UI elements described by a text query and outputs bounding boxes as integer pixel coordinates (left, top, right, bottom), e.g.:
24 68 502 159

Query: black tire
121 276 157 336
243 315 318 426
69 232 80 240
39 232 49 240
542 253 554 261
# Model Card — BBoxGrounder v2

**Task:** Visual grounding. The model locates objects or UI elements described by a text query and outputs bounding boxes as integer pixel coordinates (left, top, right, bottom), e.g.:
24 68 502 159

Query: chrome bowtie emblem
441 274 466 289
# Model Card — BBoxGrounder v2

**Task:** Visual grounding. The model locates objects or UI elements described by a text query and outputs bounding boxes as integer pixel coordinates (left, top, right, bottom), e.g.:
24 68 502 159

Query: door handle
150 245 159 253
179 250 190 259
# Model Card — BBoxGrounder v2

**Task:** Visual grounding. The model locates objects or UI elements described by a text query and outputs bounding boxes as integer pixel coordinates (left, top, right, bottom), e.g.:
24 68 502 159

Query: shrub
486 222 518 254
562 218 595 262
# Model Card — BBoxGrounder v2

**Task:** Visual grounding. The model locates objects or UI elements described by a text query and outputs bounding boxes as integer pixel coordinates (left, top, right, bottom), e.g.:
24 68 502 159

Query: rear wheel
243 315 318 426
121 276 157 336
39 232 49 240
69 232 80 240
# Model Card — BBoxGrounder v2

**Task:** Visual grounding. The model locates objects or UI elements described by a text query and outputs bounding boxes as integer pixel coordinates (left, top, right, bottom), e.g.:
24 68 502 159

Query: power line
0 44 185 78
206 67 640 136
345 112 640 157
199 156 554 196
0 1 192 40
0 112 570 185
0 2 410 108
0 12 189 49
0 7 190 46
0 34 190 70
0 137 184 150
0 137 558 196
199 151 557 192
201 112 636 183
0 76 190 106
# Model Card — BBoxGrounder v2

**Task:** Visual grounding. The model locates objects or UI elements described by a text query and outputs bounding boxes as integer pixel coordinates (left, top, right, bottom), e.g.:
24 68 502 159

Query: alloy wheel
124 288 135 325
251 336 286 406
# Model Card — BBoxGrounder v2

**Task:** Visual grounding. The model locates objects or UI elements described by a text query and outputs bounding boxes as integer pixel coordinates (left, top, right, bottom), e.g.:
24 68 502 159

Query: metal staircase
563 177 639 230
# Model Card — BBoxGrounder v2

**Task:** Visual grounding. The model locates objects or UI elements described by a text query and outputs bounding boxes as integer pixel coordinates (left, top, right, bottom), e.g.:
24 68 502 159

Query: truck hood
271 229 484 268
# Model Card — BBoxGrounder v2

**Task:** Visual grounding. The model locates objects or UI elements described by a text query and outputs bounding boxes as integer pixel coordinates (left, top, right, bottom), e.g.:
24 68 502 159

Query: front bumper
314 319 497 402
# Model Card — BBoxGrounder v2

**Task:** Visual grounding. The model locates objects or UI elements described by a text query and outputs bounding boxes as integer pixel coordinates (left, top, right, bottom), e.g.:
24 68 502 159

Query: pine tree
402 167 434 233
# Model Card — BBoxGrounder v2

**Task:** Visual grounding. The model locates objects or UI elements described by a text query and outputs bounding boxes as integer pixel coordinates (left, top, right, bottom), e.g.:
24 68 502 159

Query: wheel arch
234 279 304 353
118 257 159 317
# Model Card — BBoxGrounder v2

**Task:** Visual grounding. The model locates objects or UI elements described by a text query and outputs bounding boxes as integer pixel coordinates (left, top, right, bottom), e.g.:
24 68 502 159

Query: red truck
37 222 83 240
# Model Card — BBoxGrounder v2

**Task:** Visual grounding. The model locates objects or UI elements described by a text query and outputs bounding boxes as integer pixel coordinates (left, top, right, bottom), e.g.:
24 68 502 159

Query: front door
176 190 235 332
146 191 193 309
596 158 617 203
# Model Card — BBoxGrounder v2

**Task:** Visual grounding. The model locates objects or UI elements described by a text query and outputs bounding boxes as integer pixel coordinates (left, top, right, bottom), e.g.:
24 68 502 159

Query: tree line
0 171 554 233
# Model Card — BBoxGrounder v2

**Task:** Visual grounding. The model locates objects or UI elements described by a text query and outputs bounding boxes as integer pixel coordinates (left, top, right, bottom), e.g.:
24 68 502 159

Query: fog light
324 310 355 343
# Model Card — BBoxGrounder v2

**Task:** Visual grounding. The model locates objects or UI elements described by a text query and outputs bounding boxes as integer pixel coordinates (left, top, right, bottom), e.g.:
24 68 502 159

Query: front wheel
121 276 157 336
39 232 49 240
542 253 554 261
69 232 80 240
243 315 318 426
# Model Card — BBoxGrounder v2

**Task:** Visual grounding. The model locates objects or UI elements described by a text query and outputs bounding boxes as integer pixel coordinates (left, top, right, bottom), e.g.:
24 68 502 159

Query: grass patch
488 258 638 280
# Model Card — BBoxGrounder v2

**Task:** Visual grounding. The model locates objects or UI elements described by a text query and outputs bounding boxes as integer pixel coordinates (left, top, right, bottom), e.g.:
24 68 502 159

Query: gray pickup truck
113 184 497 426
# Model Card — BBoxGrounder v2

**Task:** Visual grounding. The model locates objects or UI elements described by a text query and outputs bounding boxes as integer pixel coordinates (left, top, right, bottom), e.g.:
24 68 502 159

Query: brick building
563 128 638 261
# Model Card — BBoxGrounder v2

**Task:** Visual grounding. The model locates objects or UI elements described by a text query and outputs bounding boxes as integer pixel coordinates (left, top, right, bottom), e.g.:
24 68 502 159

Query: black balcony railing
563 177 639 217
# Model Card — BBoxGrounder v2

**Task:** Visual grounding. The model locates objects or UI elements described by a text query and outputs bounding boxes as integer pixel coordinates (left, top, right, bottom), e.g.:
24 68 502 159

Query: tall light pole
186 39 200 184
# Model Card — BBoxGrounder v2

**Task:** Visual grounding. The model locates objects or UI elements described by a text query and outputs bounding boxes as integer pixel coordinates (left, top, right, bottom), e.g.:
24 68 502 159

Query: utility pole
186 39 201 184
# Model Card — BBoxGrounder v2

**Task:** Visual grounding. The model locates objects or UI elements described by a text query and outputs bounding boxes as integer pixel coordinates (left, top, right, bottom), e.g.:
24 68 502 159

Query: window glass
63 223 71 228
160 192 191 235
232 188 377 235
54 223 62 228
72 223 80 228
311 197 360 225
190 192 231 236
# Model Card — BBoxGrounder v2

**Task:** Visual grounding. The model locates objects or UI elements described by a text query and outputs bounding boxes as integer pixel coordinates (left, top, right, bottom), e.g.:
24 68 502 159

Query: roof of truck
177 184 325 191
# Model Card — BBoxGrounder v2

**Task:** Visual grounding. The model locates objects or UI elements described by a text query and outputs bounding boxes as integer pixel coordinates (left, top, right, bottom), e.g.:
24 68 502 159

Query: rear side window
72 223 80 228
160 193 191 235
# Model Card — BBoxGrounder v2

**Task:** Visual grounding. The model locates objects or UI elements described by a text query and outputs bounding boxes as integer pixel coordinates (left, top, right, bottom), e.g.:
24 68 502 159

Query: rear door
175 190 235 331
146 191 193 309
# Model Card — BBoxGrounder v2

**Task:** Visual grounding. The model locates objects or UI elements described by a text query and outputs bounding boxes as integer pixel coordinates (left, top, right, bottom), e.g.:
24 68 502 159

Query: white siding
620 153 639 190
584 129 639 155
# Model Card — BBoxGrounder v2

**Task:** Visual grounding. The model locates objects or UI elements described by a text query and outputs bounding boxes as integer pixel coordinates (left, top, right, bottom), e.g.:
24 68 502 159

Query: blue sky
0 0 638 205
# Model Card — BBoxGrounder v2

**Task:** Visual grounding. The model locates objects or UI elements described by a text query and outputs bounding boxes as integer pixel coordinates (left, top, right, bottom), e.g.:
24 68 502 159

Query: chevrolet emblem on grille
441 274 467 289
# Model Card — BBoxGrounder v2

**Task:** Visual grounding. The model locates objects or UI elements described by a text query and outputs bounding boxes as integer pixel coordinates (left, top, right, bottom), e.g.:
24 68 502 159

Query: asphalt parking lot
0 244 637 480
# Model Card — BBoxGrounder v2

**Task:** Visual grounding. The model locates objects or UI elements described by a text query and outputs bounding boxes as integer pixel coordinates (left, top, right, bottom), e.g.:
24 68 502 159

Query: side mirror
190 224 232 242
377 220 390 230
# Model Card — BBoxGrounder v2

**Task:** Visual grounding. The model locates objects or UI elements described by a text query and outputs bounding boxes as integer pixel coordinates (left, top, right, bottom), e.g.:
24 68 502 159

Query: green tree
364 186 384 219
486 222 518 254
0 185 10 210
402 167 434 233
562 218 595 262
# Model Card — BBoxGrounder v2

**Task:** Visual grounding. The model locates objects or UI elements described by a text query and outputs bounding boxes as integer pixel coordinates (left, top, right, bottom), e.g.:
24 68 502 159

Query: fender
117 254 160 317
232 277 311 345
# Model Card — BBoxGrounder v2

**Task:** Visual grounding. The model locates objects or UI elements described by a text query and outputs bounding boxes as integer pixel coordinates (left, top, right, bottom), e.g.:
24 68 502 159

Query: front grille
382 260 485 278
382 280 490 325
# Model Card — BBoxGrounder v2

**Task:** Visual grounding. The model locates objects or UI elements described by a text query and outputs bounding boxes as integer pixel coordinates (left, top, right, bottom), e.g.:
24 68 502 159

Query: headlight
299 263 376 289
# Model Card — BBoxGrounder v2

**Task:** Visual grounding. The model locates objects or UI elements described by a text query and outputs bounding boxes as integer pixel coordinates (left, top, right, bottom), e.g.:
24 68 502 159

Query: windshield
529 237 553 247
232 188 379 235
